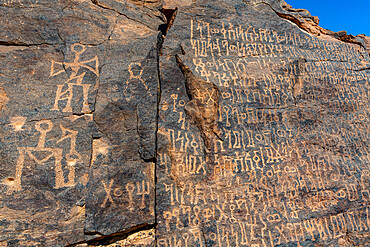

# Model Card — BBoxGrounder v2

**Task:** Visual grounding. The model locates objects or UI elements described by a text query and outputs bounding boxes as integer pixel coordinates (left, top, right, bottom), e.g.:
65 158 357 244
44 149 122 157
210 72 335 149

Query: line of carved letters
190 19 368 62
158 206 370 246
101 179 151 210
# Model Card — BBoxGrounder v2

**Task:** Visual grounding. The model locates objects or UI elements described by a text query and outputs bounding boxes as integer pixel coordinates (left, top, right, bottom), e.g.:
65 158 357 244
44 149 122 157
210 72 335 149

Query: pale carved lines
9 44 99 192
11 120 82 191
50 43 99 113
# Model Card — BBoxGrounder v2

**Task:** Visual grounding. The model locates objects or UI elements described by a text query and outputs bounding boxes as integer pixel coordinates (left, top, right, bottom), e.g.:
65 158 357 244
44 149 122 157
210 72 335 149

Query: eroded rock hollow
0 0 370 246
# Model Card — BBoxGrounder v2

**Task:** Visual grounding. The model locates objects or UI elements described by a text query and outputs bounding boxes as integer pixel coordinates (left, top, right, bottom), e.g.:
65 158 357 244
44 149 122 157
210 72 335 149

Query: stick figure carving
50 43 99 113
11 120 80 191
124 62 152 100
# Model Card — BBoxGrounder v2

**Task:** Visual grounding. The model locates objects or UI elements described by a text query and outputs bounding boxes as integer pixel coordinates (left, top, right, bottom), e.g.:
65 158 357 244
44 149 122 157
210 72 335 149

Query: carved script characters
0 0 38 7
100 179 151 210
156 16 370 247
176 55 221 150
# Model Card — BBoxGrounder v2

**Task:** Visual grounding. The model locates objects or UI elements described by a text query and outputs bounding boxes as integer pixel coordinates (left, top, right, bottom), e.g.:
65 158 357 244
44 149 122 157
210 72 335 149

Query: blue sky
285 0 370 36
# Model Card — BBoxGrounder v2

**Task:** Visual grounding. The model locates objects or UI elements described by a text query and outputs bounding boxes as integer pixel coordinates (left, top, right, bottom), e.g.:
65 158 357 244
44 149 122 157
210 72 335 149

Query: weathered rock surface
0 0 370 246
156 0 370 246
0 0 162 245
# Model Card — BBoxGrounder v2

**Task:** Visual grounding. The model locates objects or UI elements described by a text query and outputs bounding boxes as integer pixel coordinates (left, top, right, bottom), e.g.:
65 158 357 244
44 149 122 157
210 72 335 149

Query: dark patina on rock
156 0 370 246
0 0 370 246
0 0 163 246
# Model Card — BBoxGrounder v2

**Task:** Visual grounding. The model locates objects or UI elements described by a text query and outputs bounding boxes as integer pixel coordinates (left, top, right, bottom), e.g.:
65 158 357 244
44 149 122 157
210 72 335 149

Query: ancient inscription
9 119 83 191
100 179 151 210
50 43 99 113
124 62 152 99
157 16 370 247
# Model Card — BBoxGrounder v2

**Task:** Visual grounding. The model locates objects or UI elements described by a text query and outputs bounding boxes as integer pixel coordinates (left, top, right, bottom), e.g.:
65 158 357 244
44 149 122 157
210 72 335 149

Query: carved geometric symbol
11 120 78 191
50 43 99 78
49 43 99 113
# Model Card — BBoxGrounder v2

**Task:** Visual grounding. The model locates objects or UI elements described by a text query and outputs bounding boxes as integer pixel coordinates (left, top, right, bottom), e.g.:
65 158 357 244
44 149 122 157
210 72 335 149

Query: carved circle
35 120 53 133
71 43 86 55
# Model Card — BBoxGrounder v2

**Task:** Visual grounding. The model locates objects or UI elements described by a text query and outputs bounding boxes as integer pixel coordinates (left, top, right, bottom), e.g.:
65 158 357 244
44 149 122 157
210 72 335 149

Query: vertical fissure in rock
150 6 178 164
158 8 178 37
153 7 178 245
153 33 162 247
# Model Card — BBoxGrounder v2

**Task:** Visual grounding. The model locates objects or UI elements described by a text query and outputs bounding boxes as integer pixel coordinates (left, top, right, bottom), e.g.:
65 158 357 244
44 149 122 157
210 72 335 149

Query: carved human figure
11 120 80 191
50 43 99 113
124 62 152 101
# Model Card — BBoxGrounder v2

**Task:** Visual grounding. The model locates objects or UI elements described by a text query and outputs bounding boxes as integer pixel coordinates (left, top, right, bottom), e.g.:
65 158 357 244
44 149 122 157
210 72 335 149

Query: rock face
0 0 162 245
0 0 370 246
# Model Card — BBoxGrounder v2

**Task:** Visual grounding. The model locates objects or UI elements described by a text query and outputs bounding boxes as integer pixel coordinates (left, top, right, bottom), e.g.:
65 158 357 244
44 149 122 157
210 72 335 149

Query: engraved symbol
10 120 80 191
50 43 99 113
126 182 135 211
101 179 115 207
124 62 152 100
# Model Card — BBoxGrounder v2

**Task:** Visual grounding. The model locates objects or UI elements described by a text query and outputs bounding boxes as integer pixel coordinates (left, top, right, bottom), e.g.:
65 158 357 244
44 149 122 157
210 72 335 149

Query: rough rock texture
0 0 162 246
0 0 370 246
156 0 370 246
